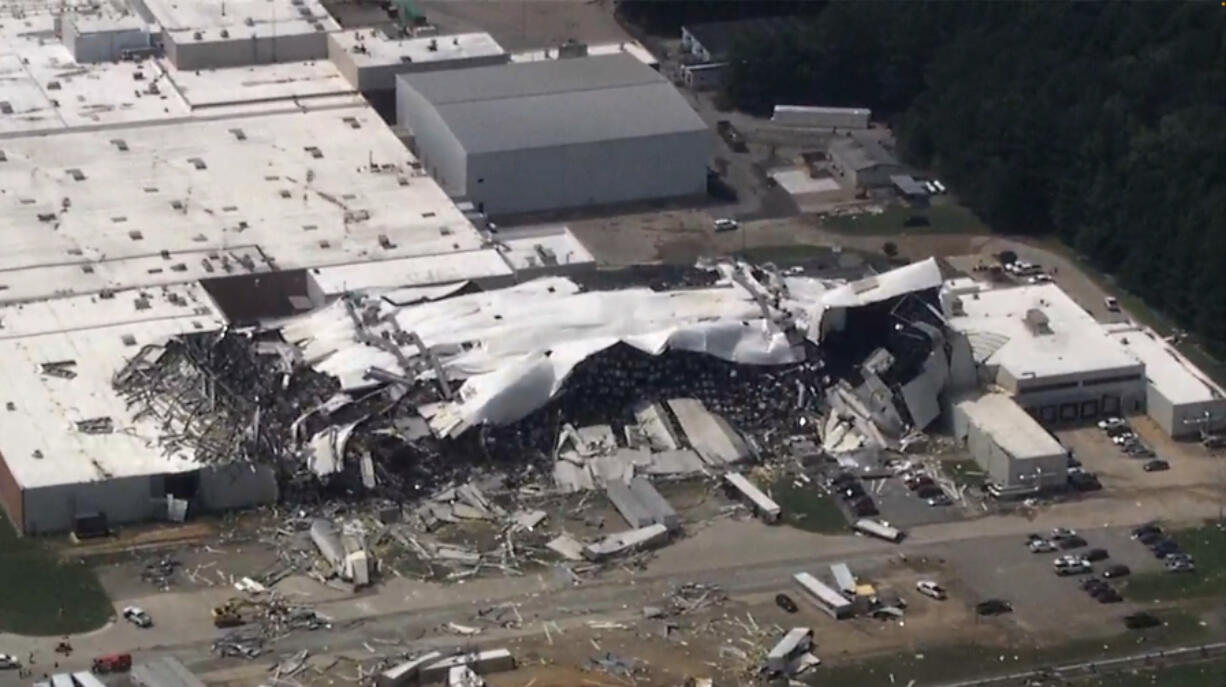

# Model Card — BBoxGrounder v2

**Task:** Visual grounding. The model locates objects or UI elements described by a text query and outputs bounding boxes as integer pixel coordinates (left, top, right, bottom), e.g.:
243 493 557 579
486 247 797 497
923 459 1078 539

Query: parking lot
938 526 1170 640
871 475 971 529
1057 419 1225 498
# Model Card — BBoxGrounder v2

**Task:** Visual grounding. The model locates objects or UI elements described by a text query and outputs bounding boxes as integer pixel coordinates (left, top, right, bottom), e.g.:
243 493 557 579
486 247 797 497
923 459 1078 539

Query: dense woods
620 1 1226 351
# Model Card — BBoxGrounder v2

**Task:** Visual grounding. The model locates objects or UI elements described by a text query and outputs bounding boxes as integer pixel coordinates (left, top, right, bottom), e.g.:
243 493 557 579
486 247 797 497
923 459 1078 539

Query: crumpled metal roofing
274 259 942 437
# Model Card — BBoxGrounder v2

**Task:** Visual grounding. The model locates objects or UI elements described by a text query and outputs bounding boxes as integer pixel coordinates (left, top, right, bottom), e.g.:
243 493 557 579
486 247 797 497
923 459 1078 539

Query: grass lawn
1069 658 1226 687
811 610 1211 686
770 478 850 534
1124 523 1226 602
0 512 112 635
824 201 989 236
943 458 988 490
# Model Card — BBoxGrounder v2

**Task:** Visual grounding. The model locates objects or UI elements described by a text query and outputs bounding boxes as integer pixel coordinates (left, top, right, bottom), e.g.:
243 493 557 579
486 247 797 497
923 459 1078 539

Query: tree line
621 1 1226 352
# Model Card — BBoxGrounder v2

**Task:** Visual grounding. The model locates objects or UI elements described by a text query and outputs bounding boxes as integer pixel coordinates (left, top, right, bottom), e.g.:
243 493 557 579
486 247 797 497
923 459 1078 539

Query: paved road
3 483 1216 687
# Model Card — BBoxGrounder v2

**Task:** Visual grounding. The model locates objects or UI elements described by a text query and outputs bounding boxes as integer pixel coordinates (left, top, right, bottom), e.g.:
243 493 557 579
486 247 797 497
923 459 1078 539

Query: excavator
212 598 260 628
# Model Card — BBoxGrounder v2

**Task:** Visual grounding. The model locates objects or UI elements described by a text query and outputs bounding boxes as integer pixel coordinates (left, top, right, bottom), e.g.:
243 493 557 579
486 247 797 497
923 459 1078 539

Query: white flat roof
140 0 335 31
495 225 596 271
1106 325 1226 405
330 30 505 68
308 250 512 295
956 393 1065 459
160 57 354 109
0 284 226 488
0 105 483 303
947 282 1140 379
0 22 192 134
510 41 657 67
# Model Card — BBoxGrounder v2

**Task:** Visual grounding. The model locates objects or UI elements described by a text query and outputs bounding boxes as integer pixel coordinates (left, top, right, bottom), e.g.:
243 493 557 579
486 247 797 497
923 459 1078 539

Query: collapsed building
0 256 952 534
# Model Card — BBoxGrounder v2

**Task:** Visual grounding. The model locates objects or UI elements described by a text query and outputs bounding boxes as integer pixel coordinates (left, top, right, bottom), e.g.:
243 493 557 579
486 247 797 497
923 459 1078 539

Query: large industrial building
396 54 711 216
952 393 1069 490
943 280 1147 424
1106 324 1226 437
0 0 601 535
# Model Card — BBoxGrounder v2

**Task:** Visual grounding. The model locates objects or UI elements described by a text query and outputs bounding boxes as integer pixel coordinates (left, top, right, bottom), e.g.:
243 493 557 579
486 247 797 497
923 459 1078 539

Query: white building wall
1163 395 1226 438
465 130 711 215
953 402 1067 489
396 88 468 195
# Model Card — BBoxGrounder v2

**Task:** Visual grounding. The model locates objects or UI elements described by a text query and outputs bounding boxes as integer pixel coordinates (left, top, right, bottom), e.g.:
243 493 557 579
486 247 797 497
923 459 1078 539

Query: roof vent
1024 308 1052 336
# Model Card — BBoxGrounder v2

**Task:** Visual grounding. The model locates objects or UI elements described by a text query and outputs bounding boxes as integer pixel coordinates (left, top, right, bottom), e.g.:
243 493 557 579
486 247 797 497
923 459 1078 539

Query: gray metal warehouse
396 54 712 216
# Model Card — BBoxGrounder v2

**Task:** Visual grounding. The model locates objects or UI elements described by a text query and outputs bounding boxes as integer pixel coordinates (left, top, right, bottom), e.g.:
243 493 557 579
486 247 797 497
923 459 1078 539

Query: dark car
916 485 944 499
1096 589 1123 603
1085 548 1109 562
908 475 935 490
1080 578 1107 593
1143 460 1170 472
1137 530 1164 545
1058 535 1088 549
1151 539 1180 557
850 497 879 517
975 599 1013 616
1102 564 1131 578
841 483 867 499
1131 523 1162 539
1124 612 1162 630
1068 471 1102 491
831 473 858 487
775 593 798 613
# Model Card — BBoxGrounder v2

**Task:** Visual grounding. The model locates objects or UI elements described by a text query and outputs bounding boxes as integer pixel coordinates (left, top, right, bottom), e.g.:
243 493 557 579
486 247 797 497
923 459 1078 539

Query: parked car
1131 523 1162 539
1085 548 1109 562
840 482 867 499
1112 433 1138 445
1137 530 1165 545
1095 588 1123 603
926 493 953 507
0 654 20 670
92 653 132 674
916 485 945 499
850 496 879 517
1055 560 1092 576
123 606 153 628
1102 564 1131 578
975 599 1013 616
775 593 799 613
713 218 739 232
1028 538 1057 553
916 580 947 600
1080 578 1108 592
1068 471 1103 491
1058 535 1088 550
907 475 935 490
1104 296 1120 312
1151 540 1180 558
1124 612 1161 630
1051 527 1077 540
1098 417 1127 430
1143 459 1170 472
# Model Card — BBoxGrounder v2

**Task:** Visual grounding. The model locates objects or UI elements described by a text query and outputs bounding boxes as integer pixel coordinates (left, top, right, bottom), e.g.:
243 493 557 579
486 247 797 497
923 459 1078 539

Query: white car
1104 296 1120 312
713 218 739 232
0 654 20 670
1028 538 1057 553
915 580 947 600
123 605 153 628
1051 527 1077 540
1098 417 1126 430
1053 554 1088 568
